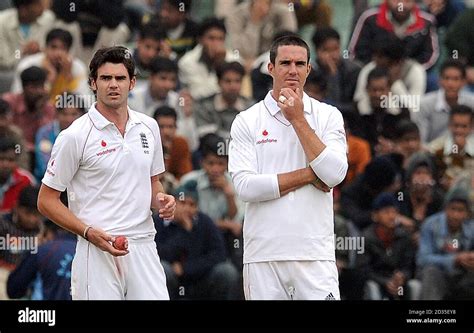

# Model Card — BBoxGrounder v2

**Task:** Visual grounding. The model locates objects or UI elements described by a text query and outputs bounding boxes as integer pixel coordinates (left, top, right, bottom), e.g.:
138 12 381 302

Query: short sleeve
41 131 81 192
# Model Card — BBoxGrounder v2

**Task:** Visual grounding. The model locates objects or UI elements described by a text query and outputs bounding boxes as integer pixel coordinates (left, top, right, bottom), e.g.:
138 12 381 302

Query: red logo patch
101 140 107 147
262 130 268 136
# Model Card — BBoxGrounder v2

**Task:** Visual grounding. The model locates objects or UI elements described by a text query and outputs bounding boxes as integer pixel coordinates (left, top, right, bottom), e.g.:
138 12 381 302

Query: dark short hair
440 59 466 78
395 120 420 139
162 0 191 11
367 66 389 86
89 46 136 85
153 106 177 121
312 27 340 49
197 17 226 38
450 104 473 121
150 56 178 75
216 61 245 81
17 185 39 210
270 35 310 65
13 0 40 8
305 69 328 92
139 22 166 41
200 133 226 159
0 98 11 117
373 34 405 61
20 66 47 87
0 135 17 152
46 28 73 50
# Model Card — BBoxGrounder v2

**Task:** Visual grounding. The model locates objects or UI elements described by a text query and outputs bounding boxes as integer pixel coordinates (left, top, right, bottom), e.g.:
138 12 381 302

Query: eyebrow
279 59 307 65
99 75 127 79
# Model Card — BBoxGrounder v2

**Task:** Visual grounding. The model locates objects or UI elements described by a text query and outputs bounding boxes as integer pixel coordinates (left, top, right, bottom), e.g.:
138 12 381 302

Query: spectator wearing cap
359 192 417 300
178 17 240 100
0 186 43 299
417 186 474 299
1 66 55 156
11 28 90 103
7 219 76 300
179 134 243 267
154 180 240 299
0 136 36 214
194 61 253 140
341 155 401 230
397 152 444 236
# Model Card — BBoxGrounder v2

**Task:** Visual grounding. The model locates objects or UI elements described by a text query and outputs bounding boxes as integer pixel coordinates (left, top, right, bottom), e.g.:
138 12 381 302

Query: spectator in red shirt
0 136 36 214
1 66 55 157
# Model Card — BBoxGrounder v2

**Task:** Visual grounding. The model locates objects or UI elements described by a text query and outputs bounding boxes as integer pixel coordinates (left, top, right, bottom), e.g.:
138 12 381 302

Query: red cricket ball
113 236 128 250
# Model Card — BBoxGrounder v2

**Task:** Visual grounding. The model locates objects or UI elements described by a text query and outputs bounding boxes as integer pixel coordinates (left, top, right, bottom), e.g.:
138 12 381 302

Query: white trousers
243 260 340 300
71 237 169 300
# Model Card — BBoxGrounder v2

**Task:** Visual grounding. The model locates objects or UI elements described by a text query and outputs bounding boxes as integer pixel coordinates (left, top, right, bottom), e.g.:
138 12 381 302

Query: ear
89 78 97 93
307 62 312 76
267 61 274 77
129 76 136 91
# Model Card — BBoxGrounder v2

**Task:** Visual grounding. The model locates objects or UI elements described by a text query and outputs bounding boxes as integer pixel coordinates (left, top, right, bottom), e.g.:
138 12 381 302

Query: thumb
157 192 165 201
296 88 303 99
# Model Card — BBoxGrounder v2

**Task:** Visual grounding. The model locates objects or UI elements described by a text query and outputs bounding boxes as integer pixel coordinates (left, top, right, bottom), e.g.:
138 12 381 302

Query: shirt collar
435 89 449 113
88 103 142 131
443 133 474 156
263 90 312 116
214 93 246 112
436 89 473 113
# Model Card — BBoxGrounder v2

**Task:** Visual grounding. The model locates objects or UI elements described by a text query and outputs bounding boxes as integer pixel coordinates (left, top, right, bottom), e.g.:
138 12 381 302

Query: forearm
278 167 316 196
224 193 238 219
38 186 87 237
151 175 166 210
292 118 326 161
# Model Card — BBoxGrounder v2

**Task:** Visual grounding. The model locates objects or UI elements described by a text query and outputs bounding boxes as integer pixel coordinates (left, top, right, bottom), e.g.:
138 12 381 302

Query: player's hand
157 192 176 220
311 177 331 193
86 227 129 257
277 88 305 123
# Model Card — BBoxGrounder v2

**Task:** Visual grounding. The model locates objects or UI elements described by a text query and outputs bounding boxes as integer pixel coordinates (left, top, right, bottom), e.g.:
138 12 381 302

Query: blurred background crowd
0 0 473 300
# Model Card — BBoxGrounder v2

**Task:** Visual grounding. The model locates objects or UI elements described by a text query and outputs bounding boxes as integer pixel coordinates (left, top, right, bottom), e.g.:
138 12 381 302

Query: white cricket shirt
42 103 165 237
229 91 348 264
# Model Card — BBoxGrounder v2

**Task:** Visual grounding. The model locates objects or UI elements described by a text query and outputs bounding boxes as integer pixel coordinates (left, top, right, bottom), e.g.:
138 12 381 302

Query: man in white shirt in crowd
37 46 176 300
229 36 348 300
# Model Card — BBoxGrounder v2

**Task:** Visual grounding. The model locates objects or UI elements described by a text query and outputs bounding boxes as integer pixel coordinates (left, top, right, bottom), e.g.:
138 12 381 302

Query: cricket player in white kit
229 36 348 300
37 46 176 300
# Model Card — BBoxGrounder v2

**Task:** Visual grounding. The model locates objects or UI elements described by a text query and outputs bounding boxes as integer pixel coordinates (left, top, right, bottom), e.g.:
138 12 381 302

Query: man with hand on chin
37 46 176 300
229 36 348 300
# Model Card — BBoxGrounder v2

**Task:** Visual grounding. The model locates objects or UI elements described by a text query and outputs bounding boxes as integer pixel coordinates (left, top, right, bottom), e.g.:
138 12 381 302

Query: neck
223 94 237 107
446 95 458 107
96 101 129 134
18 11 31 24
